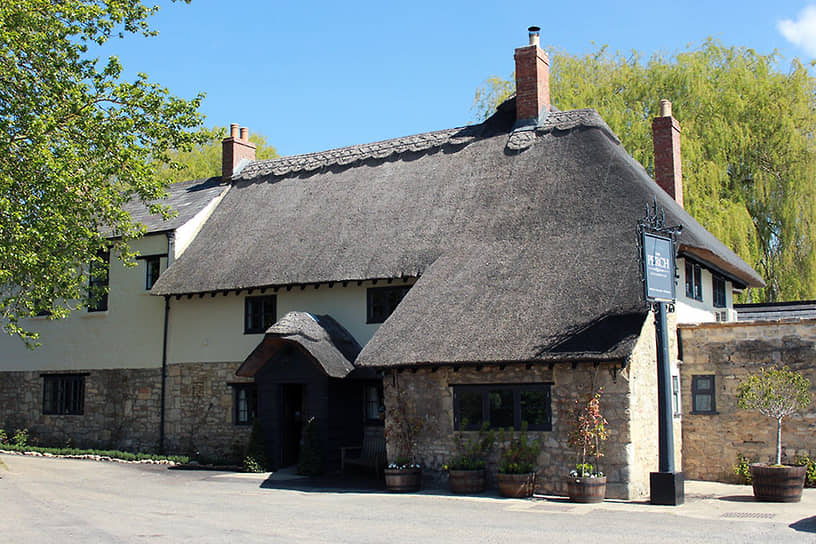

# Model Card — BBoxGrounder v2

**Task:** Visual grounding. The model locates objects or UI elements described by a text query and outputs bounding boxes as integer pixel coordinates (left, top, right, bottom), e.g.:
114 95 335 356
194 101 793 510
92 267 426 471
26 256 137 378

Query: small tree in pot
736 366 812 502
496 423 542 498
444 422 495 494
383 388 425 492
565 387 609 503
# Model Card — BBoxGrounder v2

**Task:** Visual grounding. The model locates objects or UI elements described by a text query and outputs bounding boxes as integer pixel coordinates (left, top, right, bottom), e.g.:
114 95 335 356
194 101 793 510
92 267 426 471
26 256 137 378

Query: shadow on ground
260 471 388 494
716 495 756 502
790 516 816 533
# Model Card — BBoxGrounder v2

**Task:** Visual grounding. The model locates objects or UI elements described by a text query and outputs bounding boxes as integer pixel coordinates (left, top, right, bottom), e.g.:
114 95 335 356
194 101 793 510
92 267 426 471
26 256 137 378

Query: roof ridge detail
236 125 479 180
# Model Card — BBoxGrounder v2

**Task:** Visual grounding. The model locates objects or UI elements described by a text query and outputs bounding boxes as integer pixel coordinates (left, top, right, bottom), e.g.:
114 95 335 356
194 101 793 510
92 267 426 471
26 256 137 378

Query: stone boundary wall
679 319 816 482
383 361 638 499
0 362 254 461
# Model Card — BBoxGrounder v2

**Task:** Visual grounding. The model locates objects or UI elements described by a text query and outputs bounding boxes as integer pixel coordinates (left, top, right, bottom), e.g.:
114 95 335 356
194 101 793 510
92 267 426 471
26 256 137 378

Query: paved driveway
1 453 815 543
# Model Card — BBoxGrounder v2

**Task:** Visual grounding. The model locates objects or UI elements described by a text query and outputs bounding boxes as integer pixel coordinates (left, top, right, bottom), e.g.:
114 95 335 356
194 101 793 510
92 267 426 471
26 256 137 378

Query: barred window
43 374 85 415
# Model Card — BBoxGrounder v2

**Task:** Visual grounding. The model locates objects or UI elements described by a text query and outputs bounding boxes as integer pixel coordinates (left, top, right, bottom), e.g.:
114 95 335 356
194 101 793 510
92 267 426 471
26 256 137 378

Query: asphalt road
1 453 815 543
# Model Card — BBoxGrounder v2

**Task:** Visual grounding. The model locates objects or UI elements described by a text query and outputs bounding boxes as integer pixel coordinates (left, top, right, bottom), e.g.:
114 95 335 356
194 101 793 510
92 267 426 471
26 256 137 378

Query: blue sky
102 1 816 157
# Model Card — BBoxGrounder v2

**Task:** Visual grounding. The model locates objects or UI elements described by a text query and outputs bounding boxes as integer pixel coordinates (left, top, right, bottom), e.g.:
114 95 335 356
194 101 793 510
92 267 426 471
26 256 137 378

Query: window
366 285 411 324
232 384 257 425
88 249 110 312
685 261 702 302
671 375 681 417
244 295 277 334
42 374 85 415
691 375 716 413
364 383 384 423
712 275 726 308
452 384 552 431
145 256 161 290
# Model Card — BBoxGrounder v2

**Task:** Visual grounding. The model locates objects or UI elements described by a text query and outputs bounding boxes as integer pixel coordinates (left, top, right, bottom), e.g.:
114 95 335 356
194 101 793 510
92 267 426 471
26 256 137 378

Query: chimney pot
230 123 239 139
528 26 540 46
240 127 249 141
659 99 672 118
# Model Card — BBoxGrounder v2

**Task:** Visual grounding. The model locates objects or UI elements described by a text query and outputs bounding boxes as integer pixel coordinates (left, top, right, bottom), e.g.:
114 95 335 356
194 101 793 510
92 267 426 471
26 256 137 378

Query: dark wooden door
280 384 303 467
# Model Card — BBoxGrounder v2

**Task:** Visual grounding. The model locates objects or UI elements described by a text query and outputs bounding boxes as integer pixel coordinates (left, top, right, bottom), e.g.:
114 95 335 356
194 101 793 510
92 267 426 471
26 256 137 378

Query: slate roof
151 98 763 367
123 177 227 234
735 301 816 321
236 312 362 378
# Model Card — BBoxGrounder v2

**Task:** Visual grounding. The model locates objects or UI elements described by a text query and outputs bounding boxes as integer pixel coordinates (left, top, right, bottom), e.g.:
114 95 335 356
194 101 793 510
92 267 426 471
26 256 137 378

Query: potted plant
383 388 425 492
736 365 812 502
565 387 609 503
496 423 542 498
444 422 495 494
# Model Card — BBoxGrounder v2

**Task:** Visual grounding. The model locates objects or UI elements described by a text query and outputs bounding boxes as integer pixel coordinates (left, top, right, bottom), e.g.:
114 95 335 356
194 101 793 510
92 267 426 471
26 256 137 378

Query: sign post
639 201 684 506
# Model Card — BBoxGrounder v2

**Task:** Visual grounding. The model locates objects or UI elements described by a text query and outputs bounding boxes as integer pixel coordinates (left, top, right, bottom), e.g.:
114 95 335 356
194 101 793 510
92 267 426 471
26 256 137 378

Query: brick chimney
514 26 550 123
651 100 683 207
222 123 256 180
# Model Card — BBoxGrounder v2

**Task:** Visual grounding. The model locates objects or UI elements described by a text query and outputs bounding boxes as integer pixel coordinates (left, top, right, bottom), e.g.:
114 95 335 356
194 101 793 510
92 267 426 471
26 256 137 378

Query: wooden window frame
691 374 717 414
87 249 110 312
144 255 162 290
366 285 411 324
231 383 257 425
712 275 726 308
244 295 277 334
452 383 552 431
685 261 703 302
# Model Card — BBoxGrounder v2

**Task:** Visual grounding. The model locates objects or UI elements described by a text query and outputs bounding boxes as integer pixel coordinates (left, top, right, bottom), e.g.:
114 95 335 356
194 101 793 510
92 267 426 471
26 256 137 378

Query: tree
154 126 278 183
736 366 811 465
0 1 208 343
473 40 816 303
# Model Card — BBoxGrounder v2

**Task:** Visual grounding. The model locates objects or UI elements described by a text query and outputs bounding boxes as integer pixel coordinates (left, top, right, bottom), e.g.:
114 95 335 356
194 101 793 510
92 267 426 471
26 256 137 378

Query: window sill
690 411 719 415
82 311 109 318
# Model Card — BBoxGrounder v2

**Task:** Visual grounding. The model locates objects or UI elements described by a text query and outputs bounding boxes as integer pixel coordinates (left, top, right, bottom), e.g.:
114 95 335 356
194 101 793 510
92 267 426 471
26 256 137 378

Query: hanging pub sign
641 231 676 303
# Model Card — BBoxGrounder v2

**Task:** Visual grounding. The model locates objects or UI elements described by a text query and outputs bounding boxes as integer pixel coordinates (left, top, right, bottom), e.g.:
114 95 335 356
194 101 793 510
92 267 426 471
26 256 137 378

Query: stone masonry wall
0 362 254 461
680 319 816 482
383 361 636 499
163 361 254 461
0 368 162 451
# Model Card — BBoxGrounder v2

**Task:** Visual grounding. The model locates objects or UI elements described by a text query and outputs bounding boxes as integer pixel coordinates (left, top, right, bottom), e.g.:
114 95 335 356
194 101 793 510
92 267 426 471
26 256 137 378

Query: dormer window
685 261 702 302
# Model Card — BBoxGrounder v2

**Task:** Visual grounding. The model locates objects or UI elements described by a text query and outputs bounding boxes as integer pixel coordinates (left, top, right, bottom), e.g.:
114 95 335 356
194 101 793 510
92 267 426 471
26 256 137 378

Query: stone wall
163 361 254 461
0 368 162 451
0 362 254 461
383 361 639 499
679 319 816 482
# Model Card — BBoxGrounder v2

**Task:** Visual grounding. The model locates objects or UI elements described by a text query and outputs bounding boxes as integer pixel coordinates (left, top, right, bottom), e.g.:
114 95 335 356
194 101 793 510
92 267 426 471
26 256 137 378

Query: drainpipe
160 294 169 454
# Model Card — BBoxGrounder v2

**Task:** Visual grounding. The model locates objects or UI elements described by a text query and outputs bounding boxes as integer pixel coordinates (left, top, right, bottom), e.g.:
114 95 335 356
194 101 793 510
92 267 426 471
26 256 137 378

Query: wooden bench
340 429 386 475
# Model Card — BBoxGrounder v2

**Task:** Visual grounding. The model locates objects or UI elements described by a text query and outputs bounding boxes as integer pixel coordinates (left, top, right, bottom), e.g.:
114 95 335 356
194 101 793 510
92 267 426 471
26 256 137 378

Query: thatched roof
152 99 763 367
124 177 227 234
236 312 362 378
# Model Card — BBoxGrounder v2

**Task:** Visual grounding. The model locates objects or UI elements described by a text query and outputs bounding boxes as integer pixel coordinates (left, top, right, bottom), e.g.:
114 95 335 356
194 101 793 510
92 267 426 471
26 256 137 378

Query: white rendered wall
674 257 734 324
0 235 170 371
166 279 415 365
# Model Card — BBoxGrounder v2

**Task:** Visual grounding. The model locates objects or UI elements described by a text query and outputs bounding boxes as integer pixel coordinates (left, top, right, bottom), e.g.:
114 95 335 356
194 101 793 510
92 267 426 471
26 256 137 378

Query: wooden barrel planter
749 464 806 502
496 472 536 498
448 469 486 494
566 476 607 503
384 467 422 493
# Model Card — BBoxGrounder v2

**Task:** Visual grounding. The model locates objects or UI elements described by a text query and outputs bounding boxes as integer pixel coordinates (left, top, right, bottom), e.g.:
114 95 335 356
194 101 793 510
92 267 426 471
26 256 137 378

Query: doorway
280 384 303 467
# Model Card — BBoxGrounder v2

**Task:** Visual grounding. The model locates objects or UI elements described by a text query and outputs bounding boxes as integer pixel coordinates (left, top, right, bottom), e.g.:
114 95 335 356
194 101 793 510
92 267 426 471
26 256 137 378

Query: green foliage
733 454 753 484
0 428 7 445
737 366 812 465
0 0 208 343
242 419 268 473
0 442 188 463
154 126 278 184
12 428 29 447
566 388 609 475
795 455 816 488
473 40 816 303
574 463 595 477
446 422 495 471
297 416 323 476
497 424 542 474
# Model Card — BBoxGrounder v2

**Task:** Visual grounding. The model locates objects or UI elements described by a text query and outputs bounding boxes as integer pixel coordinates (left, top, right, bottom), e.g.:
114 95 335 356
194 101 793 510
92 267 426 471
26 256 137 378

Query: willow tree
474 40 816 302
0 1 207 342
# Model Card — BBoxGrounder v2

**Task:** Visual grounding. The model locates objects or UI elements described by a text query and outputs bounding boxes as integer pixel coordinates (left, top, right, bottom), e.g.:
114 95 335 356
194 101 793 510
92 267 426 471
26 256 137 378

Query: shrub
498 424 542 474
795 455 816 488
733 454 753 484
297 417 323 476
242 419 268 473
12 428 29 448
0 429 7 445
445 422 495 471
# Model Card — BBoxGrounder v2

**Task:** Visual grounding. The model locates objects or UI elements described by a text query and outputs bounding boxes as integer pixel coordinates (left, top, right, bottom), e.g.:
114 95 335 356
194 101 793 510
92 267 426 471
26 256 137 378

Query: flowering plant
566 388 608 478
388 458 421 470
